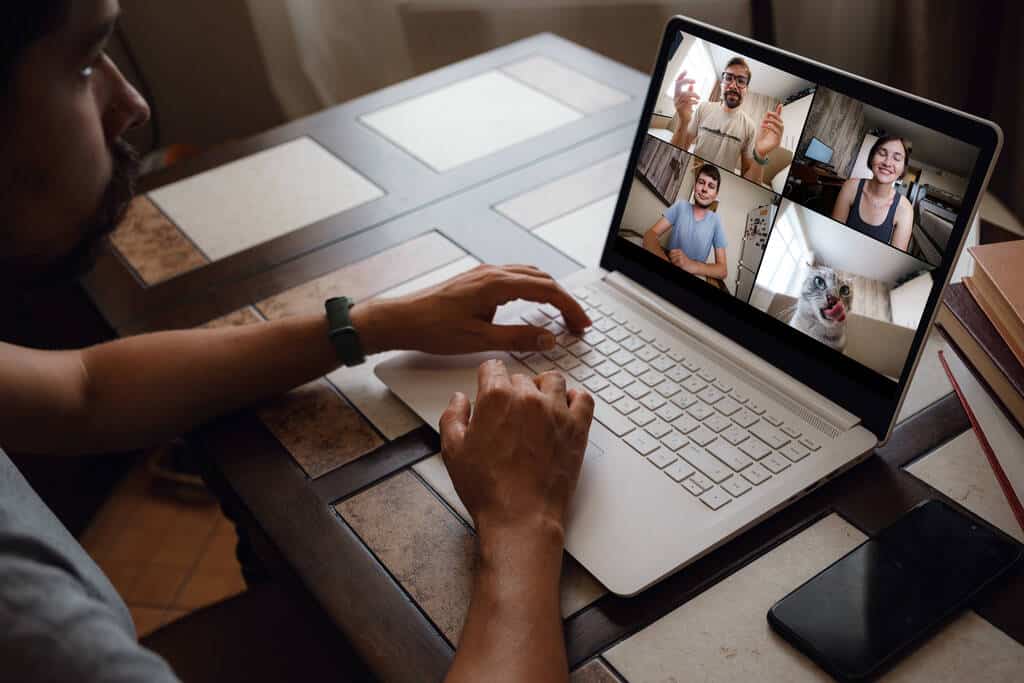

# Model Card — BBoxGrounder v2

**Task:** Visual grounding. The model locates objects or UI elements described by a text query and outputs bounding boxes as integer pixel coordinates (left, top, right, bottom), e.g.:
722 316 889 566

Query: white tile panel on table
501 56 632 115
533 195 618 268
495 152 628 229
149 137 384 261
360 70 582 173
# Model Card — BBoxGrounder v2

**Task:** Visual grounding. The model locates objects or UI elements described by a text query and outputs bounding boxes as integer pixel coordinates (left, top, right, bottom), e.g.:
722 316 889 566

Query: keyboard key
715 398 741 416
656 403 683 422
555 355 581 371
682 358 701 372
640 394 665 411
593 317 615 332
645 420 672 439
584 375 609 393
596 340 619 356
682 377 705 394
569 365 594 382
697 370 716 383
762 453 790 473
781 424 802 439
629 408 656 427
655 381 681 398
639 370 664 387
799 437 821 451
651 356 674 372
671 393 697 410
566 340 590 357
665 459 696 482
667 349 686 363
545 320 565 335
782 443 810 462
721 425 749 445
606 327 629 342
625 359 650 376
708 441 753 471
582 329 605 345
682 478 705 496
614 397 639 415
522 310 547 326
742 463 771 485
595 360 619 377
763 413 783 427
700 488 732 510
525 356 556 373
688 426 718 447
714 380 733 393
542 347 568 361
750 422 789 449
672 414 701 434
721 477 752 497
739 439 771 460
572 288 590 300
610 371 635 389
620 336 644 352
578 350 604 367
612 312 629 325
597 302 616 315
660 429 688 451
704 414 733 433
666 366 690 383
698 387 724 404
624 430 659 455
625 383 650 400
598 386 624 404
731 390 749 404
688 403 715 421
746 401 766 415
689 473 714 491
637 329 656 343
635 346 659 362
538 303 561 318
647 447 676 469
653 339 670 352
610 349 634 366
593 401 634 437
731 409 759 428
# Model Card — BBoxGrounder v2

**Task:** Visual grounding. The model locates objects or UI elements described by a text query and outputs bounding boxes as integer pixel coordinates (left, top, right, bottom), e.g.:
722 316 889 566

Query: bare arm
670 127 696 151
741 152 765 184
670 71 699 151
675 247 727 280
891 197 915 252
0 266 590 455
441 362 593 683
832 178 857 224
642 217 673 260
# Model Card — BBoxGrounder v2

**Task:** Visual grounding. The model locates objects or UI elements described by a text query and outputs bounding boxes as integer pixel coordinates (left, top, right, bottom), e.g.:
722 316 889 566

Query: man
670 56 784 184
0 2 593 682
642 163 728 281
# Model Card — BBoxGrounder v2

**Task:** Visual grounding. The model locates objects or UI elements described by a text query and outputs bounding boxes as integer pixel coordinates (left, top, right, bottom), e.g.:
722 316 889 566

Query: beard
723 89 742 109
54 138 140 281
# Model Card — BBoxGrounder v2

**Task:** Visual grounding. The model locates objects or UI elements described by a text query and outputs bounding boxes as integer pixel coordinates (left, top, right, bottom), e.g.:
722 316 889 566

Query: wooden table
84 35 1024 682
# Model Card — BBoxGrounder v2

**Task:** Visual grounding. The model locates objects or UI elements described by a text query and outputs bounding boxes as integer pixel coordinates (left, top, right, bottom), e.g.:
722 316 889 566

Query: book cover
962 275 1024 367
937 283 1024 430
967 240 1024 363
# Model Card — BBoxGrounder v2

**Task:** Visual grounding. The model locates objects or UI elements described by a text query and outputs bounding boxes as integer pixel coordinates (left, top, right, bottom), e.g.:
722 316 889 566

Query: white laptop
377 16 1002 595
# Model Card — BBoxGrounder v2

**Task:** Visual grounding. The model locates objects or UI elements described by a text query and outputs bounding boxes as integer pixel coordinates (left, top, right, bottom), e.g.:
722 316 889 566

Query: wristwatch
325 296 365 366
752 148 770 166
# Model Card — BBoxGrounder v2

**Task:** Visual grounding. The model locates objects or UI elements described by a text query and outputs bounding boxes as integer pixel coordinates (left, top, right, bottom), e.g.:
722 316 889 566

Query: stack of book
936 240 1024 433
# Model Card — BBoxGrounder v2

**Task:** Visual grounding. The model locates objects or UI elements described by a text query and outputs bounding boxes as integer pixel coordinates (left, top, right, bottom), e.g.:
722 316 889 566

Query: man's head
693 164 720 208
0 0 149 287
720 57 751 110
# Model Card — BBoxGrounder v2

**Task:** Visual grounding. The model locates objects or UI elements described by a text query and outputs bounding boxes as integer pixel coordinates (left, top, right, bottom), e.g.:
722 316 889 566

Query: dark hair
725 57 752 85
867 135 912 179
696 163 721 188
1 2 69 99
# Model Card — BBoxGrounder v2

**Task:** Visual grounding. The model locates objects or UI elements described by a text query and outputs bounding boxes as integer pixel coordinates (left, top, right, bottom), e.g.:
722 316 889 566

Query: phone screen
769 500 1021 681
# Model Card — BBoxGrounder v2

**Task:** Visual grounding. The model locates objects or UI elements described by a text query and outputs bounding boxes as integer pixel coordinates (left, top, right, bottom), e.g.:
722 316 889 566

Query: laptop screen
602 19 998 437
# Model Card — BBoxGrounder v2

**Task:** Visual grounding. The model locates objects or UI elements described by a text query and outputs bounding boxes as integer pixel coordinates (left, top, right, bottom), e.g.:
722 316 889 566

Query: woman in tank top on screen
831 136 915 252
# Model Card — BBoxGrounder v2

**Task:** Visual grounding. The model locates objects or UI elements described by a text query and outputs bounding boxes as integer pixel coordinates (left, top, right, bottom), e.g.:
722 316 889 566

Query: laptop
376 16 1002 596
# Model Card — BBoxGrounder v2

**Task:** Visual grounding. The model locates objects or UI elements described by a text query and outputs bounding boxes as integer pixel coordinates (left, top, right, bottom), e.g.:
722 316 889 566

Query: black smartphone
768 500 1022 682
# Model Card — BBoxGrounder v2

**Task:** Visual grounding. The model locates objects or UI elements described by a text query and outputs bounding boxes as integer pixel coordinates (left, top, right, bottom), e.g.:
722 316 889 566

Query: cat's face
800 266 852 328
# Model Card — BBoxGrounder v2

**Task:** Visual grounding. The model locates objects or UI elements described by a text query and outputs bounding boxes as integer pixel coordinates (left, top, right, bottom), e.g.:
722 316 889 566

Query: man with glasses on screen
671 57 784 185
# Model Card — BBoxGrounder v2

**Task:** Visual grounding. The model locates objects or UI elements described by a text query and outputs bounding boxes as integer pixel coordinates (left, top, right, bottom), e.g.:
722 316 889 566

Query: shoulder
840 177 860 196
897 194 914 217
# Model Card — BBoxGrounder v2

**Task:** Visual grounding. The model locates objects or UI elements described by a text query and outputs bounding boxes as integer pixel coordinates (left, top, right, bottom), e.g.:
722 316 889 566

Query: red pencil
938 349 1024 535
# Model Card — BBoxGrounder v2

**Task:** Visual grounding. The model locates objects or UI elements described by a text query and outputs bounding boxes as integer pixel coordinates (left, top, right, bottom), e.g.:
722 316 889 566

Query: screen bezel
598 16 1002 439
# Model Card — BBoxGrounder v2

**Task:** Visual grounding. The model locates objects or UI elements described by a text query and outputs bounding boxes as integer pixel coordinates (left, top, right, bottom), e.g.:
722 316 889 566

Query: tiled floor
80 455 246 639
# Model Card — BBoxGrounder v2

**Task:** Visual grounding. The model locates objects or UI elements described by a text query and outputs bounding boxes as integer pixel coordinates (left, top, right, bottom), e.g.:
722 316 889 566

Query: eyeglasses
721 72 749 88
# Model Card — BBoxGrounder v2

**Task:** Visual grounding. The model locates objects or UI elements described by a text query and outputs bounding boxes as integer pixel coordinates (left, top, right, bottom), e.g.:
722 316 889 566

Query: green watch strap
752 148 770 166
325 297 366 366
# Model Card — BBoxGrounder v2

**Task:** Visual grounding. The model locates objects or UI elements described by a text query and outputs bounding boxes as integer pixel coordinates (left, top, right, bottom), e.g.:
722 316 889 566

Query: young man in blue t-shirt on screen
642 163 728 281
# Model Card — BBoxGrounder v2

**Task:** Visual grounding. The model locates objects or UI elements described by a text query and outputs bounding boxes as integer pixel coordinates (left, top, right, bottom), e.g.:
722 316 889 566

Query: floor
79 453 246 639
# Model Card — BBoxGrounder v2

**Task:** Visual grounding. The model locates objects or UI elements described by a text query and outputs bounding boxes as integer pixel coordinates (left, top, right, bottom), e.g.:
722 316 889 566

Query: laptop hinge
603 271 861 433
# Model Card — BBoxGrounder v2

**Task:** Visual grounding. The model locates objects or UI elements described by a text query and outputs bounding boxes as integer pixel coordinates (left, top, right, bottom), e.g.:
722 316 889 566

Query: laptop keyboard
511 287 822 512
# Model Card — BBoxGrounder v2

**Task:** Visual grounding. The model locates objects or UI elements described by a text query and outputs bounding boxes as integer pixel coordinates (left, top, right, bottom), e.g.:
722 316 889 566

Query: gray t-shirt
0 448 179 682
